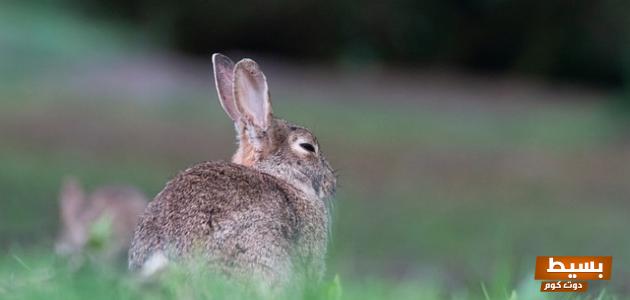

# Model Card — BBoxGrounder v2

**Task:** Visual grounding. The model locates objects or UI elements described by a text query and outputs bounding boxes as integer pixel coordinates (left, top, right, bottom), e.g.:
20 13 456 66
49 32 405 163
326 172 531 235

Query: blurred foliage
86 215 113 252
39 0 630 87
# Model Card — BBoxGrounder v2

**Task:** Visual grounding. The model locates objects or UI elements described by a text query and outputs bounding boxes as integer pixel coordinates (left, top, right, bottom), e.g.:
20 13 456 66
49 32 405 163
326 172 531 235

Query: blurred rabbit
129 54 337 287
56 177 148 262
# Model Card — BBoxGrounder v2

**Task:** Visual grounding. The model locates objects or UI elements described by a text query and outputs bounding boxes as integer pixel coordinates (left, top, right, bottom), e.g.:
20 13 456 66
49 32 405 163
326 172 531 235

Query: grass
0 251 442 300
1 2 629 299
0 252 619 299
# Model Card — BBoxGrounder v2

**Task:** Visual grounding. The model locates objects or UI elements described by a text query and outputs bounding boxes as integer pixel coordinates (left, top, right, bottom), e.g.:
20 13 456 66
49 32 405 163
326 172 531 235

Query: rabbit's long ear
233 58 272 130
212 53 240 121
59 177 85 228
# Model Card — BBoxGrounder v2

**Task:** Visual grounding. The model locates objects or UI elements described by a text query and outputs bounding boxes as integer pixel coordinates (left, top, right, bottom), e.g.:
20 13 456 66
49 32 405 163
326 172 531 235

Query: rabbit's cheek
311 179 322 198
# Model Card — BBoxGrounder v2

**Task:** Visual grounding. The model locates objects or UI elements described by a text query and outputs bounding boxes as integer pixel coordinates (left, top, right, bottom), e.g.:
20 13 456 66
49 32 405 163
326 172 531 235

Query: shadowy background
1 0 630 298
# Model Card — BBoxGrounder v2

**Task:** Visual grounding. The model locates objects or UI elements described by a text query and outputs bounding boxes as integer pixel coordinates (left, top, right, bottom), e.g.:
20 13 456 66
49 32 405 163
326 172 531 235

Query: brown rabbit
128 54 337 287
56 177 148 262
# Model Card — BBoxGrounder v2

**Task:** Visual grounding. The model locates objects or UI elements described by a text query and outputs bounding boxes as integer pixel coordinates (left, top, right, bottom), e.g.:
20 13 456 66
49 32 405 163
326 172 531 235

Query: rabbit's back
129 161 326 282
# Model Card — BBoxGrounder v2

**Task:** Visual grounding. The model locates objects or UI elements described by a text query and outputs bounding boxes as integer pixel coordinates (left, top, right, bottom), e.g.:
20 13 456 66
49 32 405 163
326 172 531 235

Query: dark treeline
65 0 630 87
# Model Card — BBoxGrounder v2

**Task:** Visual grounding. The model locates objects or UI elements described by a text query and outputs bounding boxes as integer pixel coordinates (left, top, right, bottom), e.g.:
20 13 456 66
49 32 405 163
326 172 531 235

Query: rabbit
128 54 337 287
56 177 148 263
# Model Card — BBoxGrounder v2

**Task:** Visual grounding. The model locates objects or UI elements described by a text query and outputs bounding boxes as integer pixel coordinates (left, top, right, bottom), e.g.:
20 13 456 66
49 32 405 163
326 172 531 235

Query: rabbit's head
56 177 88 256
213 54 336 200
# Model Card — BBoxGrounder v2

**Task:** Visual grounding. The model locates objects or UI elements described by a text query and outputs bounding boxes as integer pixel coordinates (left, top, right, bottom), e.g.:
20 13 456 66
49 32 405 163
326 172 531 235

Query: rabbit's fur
56 177 148 261
128 54 336 286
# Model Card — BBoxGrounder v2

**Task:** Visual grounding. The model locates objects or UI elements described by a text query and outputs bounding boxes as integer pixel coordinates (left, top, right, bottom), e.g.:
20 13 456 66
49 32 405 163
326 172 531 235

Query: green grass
0 251 620 299
0 251 442 300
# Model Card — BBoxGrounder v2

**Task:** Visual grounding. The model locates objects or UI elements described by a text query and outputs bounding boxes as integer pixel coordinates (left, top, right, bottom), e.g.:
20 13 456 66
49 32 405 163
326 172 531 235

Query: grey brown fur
128 54 336 287
56 177 148 260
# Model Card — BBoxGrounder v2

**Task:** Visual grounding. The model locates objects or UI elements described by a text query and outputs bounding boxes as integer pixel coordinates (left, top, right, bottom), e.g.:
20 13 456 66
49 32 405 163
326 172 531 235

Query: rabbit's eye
300 143 316 152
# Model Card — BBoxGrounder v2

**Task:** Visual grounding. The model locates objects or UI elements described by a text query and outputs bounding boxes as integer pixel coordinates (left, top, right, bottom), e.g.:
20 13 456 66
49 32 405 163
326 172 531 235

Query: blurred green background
1 1 630 299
